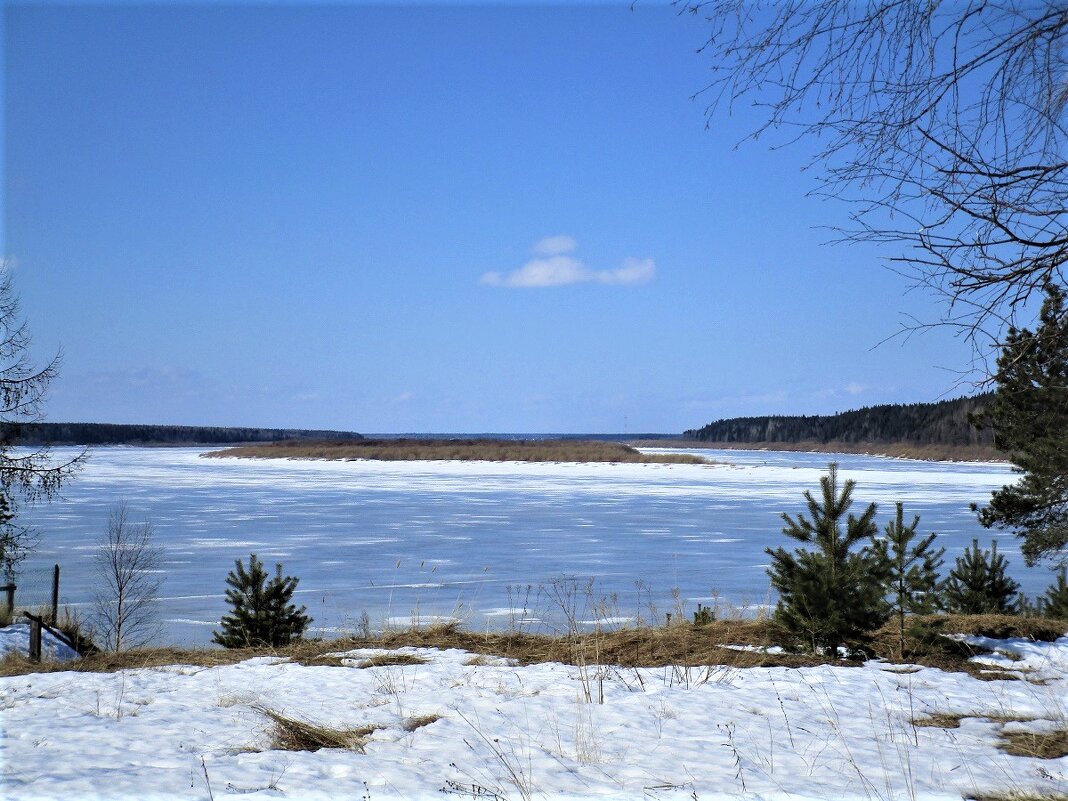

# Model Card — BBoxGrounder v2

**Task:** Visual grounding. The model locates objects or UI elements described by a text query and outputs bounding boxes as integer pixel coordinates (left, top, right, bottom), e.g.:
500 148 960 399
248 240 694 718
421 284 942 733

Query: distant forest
684 394 993 448
6 423 365 446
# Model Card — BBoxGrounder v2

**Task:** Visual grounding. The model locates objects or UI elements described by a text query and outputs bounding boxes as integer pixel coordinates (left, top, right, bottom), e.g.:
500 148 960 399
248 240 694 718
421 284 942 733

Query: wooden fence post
1 583 13 619
50 564 60 626
28 615 41 662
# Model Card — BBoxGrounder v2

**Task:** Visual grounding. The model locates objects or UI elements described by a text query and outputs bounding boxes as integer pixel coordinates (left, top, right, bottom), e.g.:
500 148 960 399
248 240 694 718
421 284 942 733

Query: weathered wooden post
28 615 42 662
50 564 60 626
1 583 13 619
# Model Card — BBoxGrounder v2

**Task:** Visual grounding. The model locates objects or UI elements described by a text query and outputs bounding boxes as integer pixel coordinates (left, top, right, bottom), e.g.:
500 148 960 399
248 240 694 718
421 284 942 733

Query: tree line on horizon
6 422 365 447
684 395 993 448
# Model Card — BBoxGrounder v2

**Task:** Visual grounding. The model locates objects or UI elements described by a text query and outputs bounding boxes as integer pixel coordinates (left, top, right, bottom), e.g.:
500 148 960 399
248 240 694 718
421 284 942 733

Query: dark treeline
684 394 993 447
7 422 365 446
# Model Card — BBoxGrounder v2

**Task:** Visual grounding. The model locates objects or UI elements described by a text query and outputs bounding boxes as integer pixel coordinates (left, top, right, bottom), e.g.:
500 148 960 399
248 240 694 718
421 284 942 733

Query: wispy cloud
531 234 578 256
480 238 655 289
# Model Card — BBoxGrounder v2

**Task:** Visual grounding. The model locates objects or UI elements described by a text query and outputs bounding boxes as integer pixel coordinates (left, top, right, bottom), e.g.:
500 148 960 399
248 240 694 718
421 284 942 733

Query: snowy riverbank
2 633 1066 800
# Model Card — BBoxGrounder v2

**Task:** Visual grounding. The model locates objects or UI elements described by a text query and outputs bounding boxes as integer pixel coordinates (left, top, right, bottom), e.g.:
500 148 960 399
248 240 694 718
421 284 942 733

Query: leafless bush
93 502 163 651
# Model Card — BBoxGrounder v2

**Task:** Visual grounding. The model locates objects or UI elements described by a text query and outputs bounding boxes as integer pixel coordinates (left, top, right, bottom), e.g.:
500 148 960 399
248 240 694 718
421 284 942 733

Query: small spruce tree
943 539 1020 615
874 503 944 657
768 464 889 656
213 553 311 648
1036 568 1068 619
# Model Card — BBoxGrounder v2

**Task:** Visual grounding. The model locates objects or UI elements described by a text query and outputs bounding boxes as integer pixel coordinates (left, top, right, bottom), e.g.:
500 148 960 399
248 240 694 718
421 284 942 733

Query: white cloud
481 241 655 289
598 257 655 285
532 234 578 256
844 382 866 395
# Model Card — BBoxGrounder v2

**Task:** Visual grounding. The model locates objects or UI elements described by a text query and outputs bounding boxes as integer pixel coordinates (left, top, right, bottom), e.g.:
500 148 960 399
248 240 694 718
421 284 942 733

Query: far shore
203 438 710 465
630 439 1003 463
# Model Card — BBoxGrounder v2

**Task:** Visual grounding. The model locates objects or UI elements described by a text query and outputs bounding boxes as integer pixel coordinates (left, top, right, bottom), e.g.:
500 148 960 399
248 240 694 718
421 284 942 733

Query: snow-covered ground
0 622 78 662
3 635 1066 800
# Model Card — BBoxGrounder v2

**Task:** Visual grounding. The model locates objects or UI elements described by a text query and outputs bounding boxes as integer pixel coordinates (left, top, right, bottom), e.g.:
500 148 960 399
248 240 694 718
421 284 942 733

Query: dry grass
3 614 1062 679
969 793 1068 801
302 652 429 669
928 614 1068 642
255 705 380 752
351 653 428 669
998 729 1068 759
203 438 708 465
402 713 441 732
865 614 1068 678
912 713 966 729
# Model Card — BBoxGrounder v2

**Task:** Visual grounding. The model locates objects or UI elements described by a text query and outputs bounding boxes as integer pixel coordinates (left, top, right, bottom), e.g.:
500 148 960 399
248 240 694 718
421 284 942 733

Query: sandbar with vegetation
203 438 709 464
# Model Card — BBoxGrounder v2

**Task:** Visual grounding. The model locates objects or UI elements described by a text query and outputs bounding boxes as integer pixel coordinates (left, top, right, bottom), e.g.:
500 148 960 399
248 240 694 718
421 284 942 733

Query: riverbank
633 439 1003 462
3 616 1066 800
203 438 709 464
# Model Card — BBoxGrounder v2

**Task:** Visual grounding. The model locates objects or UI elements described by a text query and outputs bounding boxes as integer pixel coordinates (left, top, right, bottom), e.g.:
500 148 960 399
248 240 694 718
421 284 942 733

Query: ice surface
12 447 1030 645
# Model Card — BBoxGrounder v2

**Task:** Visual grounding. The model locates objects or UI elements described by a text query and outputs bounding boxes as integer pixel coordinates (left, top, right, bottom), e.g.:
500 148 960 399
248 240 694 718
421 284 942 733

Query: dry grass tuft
913 712 1038 730
352 653 428 669
912 713 966 729
255 705 380 753
402 713 441 732
997 729 1068 759
969 793 1068 801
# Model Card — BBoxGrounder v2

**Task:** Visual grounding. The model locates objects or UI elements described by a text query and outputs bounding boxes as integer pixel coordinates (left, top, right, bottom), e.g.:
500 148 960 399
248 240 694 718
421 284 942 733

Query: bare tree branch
683 0 1068 359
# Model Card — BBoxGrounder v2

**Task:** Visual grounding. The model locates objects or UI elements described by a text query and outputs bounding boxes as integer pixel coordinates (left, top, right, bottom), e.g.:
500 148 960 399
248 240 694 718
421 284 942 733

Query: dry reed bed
202 438 707 464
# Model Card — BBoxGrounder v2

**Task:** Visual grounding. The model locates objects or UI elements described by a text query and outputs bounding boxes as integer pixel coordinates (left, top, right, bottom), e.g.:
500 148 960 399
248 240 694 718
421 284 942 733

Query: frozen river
14 446 1034 645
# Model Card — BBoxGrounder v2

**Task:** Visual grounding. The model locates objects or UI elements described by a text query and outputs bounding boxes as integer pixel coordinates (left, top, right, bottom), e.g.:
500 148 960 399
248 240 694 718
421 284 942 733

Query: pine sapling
213 553 311 648
875 502 944 657
1037 568 1068 619
767 463 890 656
943 539 1020 615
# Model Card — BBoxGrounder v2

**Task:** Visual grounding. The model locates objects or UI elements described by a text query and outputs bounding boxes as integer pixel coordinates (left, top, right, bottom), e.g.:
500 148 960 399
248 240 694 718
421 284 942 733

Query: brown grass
255 705 380 752
3 614 1061 679
202 438 708 465
912 712 1038 729
402 714 441 732
351 653 428 669
969 794 1068 801
998 729 1068 759
926 614 1068 642
912 713 966 729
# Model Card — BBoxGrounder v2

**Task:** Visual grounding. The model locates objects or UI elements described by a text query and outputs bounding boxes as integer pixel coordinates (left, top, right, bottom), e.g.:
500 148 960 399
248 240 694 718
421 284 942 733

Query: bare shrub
93 502 163 651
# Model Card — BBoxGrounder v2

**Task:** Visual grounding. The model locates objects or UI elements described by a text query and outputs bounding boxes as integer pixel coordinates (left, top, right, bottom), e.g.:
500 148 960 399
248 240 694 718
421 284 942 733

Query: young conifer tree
973 284 1068 567
874 503 944 656
1037 568 1068 619
943 539 1020 615
768 463 889 656
213 553 311 648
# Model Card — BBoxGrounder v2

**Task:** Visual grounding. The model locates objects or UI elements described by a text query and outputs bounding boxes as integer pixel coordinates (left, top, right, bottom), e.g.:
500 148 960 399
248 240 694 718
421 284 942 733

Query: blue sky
4 2 974 433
